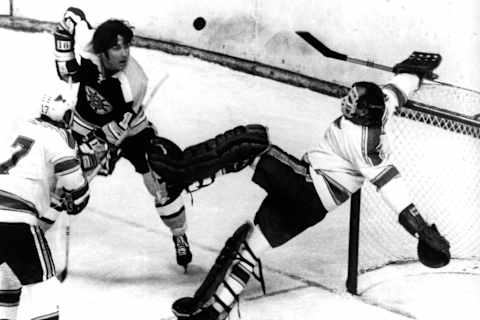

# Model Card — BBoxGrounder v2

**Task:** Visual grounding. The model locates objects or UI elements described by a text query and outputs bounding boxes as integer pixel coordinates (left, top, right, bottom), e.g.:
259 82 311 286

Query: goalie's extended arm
375 169 450 268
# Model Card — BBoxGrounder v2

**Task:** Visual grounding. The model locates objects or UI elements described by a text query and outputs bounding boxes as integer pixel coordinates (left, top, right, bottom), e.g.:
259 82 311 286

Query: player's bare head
341 81 385 127
40 83 78 128
93 19 133 73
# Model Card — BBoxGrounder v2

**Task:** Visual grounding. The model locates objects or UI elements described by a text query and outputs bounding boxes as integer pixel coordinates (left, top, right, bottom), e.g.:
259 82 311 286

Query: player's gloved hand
61 185 90 215
50 187 88 215
97 146 122 177
84 129 109 152
60 7 90 35
399 204 450 268
417 223 450 256
392 51 441 81
78 142 100 172
50 189 66 212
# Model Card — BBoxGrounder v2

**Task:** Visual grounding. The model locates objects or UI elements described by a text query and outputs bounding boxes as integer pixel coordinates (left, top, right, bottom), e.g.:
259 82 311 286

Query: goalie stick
295 31 480 95
56 73 170 283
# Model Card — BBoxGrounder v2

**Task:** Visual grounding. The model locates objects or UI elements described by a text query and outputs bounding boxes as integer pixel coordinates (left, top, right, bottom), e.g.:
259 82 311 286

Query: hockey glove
62 184 90 215
84 129 109 152
50 184 90 215
417 224 451 268
392 51 442 81
50 190 66 212
399 204 450 268
97 146 122 177
78 142 100 173
60 7 90 36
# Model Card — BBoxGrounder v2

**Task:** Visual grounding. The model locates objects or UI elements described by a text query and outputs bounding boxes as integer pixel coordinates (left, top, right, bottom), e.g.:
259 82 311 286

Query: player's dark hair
92 19 134 54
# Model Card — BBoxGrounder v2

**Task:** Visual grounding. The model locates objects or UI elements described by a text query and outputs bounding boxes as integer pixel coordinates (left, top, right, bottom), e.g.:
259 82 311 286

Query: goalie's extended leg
148 124 270 191
172 221 268 320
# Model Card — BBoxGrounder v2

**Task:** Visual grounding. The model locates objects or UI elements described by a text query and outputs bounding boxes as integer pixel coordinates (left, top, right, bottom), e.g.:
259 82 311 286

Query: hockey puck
193 17 206 30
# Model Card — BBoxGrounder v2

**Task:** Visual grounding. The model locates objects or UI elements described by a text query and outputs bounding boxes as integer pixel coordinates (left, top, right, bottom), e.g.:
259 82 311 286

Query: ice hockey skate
173 234 193 272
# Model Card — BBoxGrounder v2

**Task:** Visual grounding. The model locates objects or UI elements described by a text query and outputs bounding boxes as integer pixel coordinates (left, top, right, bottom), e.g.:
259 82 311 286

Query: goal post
346 84 480 295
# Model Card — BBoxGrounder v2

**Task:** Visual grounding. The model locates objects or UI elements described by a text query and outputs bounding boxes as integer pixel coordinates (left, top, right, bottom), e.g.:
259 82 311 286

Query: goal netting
347 84 480 294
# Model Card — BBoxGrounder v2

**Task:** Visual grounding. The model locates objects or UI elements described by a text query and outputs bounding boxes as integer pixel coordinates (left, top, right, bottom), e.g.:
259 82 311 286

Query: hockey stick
56 155 108 283
57 73 170 282
296 31 480 95
144 73 170 107
139 73 171 200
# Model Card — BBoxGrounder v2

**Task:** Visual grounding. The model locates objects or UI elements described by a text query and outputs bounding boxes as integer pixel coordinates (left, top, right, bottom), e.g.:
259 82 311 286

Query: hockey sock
23 277 60 320
0 264 22 320
0 288 21 320
156 195 187 236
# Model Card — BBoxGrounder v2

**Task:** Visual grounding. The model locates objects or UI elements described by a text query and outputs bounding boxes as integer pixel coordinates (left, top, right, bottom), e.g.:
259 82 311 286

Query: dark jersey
75 58 134 127
55 21 148 145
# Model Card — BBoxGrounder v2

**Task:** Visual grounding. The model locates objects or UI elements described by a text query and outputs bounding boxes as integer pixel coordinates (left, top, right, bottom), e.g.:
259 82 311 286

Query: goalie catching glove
147 124 270 189
392 51 442 80
399 204 450 268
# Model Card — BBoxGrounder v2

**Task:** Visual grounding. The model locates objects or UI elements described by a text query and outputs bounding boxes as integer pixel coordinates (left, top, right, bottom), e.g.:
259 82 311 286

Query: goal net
346 84 480 294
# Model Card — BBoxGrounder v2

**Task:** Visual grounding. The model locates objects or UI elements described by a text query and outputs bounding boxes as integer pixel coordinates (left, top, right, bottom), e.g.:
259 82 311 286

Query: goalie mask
40 83 78 128
341 82 386 127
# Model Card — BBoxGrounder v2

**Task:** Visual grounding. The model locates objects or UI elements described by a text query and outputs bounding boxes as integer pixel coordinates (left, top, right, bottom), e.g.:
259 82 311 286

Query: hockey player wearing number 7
53 7 193 270
146 56 452 319
0 84 90 320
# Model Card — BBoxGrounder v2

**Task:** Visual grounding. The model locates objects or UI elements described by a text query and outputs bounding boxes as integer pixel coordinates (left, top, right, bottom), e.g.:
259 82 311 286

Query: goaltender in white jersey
305 73 418 214
171 72 450 320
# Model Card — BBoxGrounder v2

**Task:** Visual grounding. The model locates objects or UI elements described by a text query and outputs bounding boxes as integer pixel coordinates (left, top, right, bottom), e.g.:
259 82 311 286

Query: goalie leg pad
180 124 270 186
148 125 270 189
172 222 253 317
147 136 185 183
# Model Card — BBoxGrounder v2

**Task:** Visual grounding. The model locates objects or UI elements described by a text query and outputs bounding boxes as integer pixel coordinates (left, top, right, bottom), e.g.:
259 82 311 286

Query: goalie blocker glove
392 51 442 80
399 204 451 268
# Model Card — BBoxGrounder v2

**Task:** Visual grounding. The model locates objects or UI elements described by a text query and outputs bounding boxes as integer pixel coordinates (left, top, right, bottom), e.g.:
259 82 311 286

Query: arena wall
3 0 479 94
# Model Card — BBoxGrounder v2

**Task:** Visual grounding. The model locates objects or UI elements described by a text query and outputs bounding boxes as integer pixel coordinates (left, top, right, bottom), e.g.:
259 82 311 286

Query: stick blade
295 31 348 61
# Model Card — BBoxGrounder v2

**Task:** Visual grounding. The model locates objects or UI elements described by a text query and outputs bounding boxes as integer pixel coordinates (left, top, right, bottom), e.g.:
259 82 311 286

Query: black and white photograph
0 1 478 319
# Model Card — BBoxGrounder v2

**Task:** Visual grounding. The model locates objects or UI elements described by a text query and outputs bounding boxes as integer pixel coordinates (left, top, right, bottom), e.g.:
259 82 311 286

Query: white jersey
304 74 420 213
0 119 85 225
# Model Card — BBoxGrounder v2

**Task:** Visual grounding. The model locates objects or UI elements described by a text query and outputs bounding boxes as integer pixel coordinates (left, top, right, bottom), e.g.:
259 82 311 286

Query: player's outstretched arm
53 7 91 82
376 172 450 268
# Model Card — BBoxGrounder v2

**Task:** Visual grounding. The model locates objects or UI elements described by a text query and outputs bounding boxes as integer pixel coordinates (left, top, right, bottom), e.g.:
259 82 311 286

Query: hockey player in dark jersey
53 7 192 270
161 65 451 318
